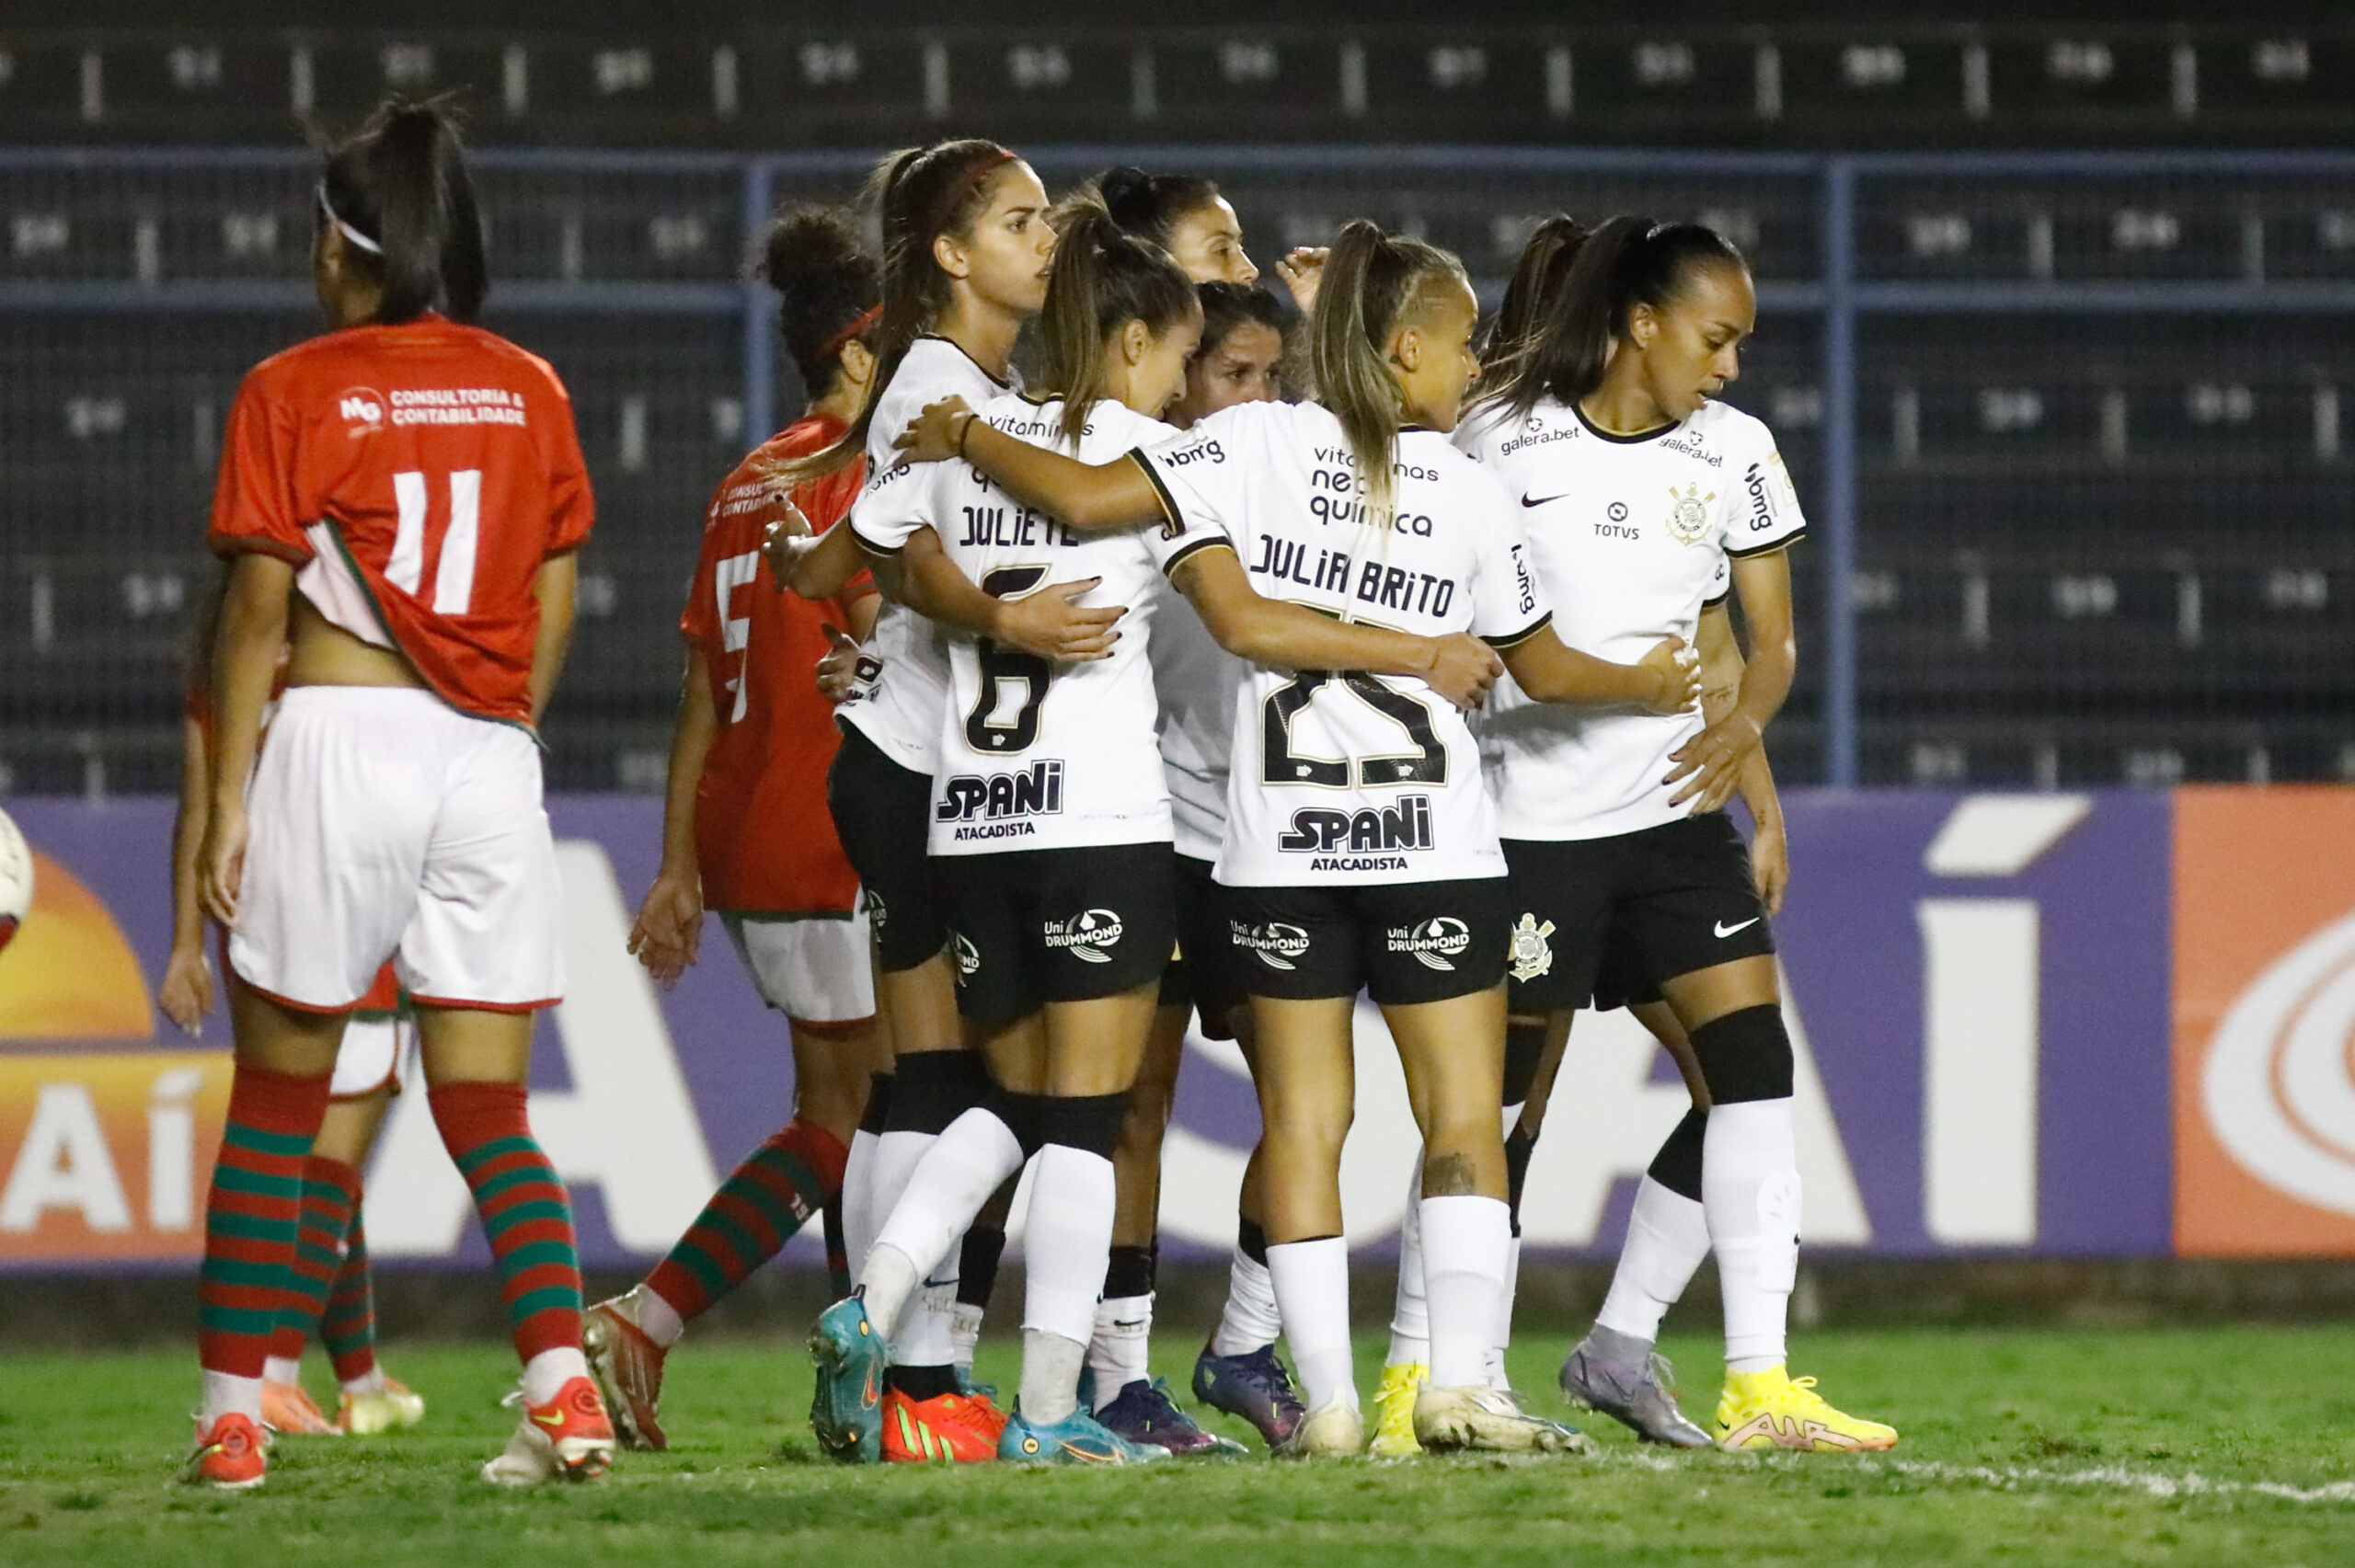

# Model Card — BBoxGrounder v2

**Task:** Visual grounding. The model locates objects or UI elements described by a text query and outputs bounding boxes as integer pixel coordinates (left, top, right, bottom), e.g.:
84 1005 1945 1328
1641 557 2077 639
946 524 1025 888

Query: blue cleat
998 1404 1168 1465
1191 1341 1305 1451
808 1294 885 1464
1096 1378 1248 1457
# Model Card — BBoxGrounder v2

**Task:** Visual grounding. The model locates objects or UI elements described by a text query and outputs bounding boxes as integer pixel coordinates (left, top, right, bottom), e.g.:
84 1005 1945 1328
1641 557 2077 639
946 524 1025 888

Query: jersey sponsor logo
336 386 386 433
1665 484 1716 545
1386 916 1472 972
1278 795 1433 855
1043 909 1125 963
1521 492 1569 508
953 933 981 981
1230 920 1312 972
1743 460 1780 532
1511 544 1537 617
385 387 529 428
1497 418 1579 458
1658 431 1720 467
936 761 1064 824
1509 913 1557 982
1160 437 1226 469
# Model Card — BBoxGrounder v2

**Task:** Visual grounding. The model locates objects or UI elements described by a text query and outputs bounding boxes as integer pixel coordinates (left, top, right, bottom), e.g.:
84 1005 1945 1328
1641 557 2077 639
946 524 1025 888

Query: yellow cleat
1368 1362 1427 1459
338 1376 427 1436
1713 1366 1898 1453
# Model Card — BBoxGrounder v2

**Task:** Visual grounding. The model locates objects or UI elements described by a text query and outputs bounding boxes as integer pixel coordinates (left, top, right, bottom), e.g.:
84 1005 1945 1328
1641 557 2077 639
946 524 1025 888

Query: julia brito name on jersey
1246 534 1460 619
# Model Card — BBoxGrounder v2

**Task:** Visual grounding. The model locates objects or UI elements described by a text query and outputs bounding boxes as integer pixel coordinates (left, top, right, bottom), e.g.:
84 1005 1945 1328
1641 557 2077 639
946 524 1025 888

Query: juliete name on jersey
1279 793 1433 871
936 760 1064 841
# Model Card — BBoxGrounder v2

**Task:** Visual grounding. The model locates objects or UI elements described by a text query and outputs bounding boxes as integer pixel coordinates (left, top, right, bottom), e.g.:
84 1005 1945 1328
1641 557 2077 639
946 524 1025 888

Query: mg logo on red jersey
337 386 387 432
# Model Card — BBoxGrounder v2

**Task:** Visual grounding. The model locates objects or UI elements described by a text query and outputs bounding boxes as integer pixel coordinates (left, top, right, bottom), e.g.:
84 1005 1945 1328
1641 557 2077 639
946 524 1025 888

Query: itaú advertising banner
0 786 2241 1270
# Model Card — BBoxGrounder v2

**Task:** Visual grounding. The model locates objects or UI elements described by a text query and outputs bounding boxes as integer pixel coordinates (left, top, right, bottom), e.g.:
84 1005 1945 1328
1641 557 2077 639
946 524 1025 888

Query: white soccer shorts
229 686 564 1013
331 1013 410 1098
719 909 877 1024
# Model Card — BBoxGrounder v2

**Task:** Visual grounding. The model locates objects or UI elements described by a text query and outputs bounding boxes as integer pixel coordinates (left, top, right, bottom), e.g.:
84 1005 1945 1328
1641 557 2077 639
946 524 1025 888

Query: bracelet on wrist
955 411 976 460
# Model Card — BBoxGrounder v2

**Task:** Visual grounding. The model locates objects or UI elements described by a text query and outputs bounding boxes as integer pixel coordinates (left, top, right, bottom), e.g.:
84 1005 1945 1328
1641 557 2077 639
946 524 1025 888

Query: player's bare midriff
282 593 427 692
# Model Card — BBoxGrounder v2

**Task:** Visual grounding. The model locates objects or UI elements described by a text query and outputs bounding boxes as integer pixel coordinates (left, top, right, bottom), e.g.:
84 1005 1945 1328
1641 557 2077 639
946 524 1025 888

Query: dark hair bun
760 205 882 392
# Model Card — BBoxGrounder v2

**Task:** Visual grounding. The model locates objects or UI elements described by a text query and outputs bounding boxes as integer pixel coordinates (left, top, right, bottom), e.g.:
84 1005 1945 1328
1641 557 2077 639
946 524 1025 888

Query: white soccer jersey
1135 402 1553 889
854 394 1189 856
1456 395 1805 841
1146 578 1242 863
838 336 1015 775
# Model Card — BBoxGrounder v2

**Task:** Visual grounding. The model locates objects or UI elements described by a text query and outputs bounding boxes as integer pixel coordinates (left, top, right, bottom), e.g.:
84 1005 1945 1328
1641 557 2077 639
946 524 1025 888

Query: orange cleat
880 1388 1009 1463
261 1378 339 1436
481 1376 616 1485
583 1291 669 1450
185 1412 269 1490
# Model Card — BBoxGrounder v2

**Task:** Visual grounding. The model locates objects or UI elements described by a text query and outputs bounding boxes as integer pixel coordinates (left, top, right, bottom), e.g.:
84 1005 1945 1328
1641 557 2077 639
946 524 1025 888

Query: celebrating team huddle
179 106 1891 1489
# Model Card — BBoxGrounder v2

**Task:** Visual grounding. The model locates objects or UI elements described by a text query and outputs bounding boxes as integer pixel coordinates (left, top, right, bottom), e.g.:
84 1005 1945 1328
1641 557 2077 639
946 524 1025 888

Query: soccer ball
0 807 30 953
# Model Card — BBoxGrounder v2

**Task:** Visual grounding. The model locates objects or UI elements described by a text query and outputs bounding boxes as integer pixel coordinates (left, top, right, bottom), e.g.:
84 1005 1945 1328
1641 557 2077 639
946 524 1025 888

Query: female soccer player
580 207 890 1451
189 99 611 1489
890 220 1695 1457
1453 214 1895 1453
1097 163 1327 315
820 203 1507 1465
165 587 425 1441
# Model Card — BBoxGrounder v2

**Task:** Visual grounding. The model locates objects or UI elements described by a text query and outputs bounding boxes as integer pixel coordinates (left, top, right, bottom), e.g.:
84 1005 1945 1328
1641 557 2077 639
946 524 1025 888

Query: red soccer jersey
207 315 593 727
680 416 871 914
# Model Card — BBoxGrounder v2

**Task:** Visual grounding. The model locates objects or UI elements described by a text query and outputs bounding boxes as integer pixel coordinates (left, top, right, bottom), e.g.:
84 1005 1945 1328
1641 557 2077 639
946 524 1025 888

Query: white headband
316 183 383 257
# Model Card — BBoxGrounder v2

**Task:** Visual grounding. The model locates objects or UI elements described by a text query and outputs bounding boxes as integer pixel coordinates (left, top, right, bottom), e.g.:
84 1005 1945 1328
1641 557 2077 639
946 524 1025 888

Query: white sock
1017 1327 1087 1427
1267 1236 1357 1415
1088 1292 1154 1407
841 1126 880 1283
1386 1149 1430 1367
951 1301 984 1377
859 1244 922 1346
637 1281 687 1349
201 1370 262 1426
1704 1099 1800 1374
263 1355 302 1386
1419 1195 1511 1389
522 1346 590 1406
1021 1145 1116 1349
1596 1175 1713 1345
1212 1244 1282 1356
1487 1233 1522 1391
339 1368 388 1397
867 1108 1025 1340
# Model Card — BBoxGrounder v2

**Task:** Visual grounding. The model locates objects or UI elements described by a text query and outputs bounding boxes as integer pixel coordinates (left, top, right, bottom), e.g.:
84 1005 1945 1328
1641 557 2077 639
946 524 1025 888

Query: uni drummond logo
1043 910 1124 965
2201 910 2355 1214
1386 917 1472 972
1231 921 1312 972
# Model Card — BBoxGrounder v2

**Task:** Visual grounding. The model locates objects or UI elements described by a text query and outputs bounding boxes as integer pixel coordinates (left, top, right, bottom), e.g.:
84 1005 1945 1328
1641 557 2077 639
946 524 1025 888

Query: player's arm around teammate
188 100 615 1490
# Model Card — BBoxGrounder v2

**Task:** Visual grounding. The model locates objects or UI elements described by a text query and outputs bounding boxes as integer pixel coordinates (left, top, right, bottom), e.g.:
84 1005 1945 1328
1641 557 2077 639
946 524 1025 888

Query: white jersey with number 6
1134 402 1553 889
1455 395 1805 841
853 394 1191 856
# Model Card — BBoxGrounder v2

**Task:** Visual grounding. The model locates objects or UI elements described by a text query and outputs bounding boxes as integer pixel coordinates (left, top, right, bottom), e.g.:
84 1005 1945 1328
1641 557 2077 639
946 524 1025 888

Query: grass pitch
4 1324 2353 1565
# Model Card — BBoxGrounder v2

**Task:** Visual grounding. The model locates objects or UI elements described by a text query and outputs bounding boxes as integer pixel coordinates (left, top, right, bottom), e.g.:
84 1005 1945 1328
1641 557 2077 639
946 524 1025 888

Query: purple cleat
1190 1342 1306 1451
1096 1378 1247 1457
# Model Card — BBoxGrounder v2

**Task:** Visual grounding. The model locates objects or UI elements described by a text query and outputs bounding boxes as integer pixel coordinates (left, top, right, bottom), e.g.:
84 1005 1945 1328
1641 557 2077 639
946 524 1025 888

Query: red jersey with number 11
207 314 594 726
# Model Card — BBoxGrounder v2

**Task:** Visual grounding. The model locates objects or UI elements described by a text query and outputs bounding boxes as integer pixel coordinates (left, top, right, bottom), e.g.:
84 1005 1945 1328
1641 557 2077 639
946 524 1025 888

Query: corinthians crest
1508 912 1556 982
1665 482 1715 545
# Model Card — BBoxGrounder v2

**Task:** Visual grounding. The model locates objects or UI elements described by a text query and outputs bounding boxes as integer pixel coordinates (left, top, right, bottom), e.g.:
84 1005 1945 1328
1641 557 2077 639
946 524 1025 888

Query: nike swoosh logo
532 1410 568 1427
1521 493 1568 508
1715 918 1761 938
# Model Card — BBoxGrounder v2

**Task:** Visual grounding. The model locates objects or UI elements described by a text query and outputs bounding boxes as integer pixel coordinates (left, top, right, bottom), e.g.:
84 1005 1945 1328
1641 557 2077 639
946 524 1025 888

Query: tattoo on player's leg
1423 1153 1479 1196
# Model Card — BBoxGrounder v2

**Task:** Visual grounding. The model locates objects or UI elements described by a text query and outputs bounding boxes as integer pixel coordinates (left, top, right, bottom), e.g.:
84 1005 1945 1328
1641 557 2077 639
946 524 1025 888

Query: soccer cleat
479 1377 616 1485
184 1412 269 1490
1414 1383 1591 1455
1273 1398 1365 1459
336 1377 427 1436
1190 1341 1306 1450
261 1378 339 1436
1559 1329 1713 1449
1094 1378 1247 1457
1368 1362 1428 1459
584 1288 670 1450
880 1388 1007 1463
808 1295 886 1464
1713 1366 1899 1453
998 1404 1167 1465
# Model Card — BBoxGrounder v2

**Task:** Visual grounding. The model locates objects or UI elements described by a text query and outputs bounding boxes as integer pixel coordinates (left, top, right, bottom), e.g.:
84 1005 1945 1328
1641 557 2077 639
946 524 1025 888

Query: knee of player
1259 1096 1351 1156
1685 1002 1793 1104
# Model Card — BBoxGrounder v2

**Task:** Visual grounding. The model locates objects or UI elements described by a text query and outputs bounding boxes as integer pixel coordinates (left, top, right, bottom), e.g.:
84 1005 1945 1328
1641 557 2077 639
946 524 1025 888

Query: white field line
1580 1448 2355 1505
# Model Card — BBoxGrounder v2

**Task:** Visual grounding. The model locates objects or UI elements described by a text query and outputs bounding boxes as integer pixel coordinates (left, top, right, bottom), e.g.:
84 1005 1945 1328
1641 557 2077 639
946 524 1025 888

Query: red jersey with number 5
679 416 869 914
207 314 593 726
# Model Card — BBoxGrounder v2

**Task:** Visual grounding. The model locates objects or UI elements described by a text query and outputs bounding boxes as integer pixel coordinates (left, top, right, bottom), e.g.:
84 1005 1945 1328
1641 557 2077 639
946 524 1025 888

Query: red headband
816 303 882 364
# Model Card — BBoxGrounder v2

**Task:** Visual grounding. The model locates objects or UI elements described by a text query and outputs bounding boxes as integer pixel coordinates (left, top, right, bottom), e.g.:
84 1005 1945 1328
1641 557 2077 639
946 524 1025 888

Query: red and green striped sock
324 1199 380 1386
198 1063 333 1382
647 1118 848 1324
429 1082 583 1365
270 1155 363 1369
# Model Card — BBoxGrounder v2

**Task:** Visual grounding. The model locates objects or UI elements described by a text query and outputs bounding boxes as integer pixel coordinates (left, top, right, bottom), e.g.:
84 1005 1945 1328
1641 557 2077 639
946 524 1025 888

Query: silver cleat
1559 1326 1714 1448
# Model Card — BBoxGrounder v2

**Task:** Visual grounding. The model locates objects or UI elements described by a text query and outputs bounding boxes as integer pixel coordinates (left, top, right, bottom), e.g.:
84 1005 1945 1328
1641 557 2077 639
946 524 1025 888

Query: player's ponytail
760 204 882 406
1473 215 1589 400
772 138 1022 485
1036 200 1197 451
1491 214 1747 419
1095 165 1224 250
1310 219 1468 524
318 96 487 325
